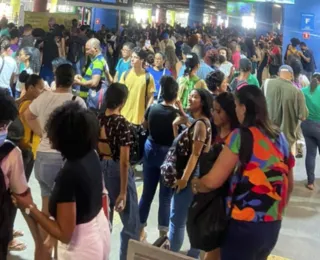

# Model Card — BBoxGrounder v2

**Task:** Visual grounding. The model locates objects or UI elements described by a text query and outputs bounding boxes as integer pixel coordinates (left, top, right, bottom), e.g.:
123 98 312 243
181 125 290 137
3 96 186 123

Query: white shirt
29 91 87 153
0 56 18 90
1 146 28 194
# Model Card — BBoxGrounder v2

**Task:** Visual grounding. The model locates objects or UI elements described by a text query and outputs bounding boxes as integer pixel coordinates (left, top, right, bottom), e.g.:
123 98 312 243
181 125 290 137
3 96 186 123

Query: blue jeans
301 120 320 184
101 159 140 260
221 220 281 260
139 139 174 232
40 65 54 85
169 183 200 259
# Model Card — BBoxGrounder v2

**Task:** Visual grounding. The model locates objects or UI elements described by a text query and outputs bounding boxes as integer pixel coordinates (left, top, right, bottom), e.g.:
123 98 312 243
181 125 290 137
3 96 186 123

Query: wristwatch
25 204 35 216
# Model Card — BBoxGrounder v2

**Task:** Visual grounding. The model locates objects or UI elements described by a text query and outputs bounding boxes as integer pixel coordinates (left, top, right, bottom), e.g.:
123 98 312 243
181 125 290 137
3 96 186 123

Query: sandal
306 184 315 191
8 239 27 251
13 230 24 238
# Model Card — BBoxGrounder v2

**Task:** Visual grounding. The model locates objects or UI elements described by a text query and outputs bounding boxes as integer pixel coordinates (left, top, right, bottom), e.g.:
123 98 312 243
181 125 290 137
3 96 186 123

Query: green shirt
302 85 320 122
247 74 260 87
262 78 308 149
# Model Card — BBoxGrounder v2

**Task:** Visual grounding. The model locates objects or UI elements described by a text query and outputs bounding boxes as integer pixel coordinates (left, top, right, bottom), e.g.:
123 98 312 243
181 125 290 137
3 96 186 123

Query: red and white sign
95 18 100 25
303 32 310 39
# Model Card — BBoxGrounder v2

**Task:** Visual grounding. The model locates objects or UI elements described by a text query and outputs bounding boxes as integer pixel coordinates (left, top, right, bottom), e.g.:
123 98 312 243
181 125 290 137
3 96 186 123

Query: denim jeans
169 183 200 259
101 159 140 260
301 120 320 184
139 139 174 232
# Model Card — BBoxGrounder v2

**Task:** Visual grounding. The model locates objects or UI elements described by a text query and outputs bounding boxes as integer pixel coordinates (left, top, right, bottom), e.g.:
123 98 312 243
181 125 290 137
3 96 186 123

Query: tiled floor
8 151 320 260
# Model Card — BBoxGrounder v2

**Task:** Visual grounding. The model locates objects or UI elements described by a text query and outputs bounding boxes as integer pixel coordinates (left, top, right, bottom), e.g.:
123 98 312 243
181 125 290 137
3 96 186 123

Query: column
283 0 320 70
91 8 118 31
188 0 205 28
50 0 58 13
33 0 48 12
10 0 20 22
255 3 273 37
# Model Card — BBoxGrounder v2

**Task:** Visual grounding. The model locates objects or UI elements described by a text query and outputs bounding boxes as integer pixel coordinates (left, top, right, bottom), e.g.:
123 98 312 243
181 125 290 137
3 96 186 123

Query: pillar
283 0 320 70
10 0 20 21
91 8 118 31
50 0 58 13
33 0 48 12
188 0 205 28
255 3 273 38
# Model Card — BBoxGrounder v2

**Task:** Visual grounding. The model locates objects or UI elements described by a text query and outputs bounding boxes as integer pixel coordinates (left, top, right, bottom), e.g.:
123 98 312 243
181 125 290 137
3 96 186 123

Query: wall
256 3 273 37
283 0 320 71
91 8 118 31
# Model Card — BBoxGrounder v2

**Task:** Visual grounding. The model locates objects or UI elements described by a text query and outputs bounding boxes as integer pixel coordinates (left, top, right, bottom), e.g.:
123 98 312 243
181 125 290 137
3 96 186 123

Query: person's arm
147 75 156 108
297 90 308 121
77 74 101 88
116 146 130 212
24 108 42 137
299 51 310 63
114 72 119 83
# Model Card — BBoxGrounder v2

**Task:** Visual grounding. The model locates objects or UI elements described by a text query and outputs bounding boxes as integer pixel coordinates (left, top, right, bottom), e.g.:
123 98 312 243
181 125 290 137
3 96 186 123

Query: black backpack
0 141 16 254
161 119 210 188
187 128 253 252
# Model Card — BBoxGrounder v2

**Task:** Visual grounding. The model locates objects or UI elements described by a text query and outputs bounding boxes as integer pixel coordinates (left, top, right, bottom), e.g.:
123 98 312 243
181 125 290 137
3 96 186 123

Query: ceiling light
210 5 216 9
274 4 281 8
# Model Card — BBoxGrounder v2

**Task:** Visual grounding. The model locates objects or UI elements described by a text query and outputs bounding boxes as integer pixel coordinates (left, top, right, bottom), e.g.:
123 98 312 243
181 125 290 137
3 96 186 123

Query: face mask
0 129 8 146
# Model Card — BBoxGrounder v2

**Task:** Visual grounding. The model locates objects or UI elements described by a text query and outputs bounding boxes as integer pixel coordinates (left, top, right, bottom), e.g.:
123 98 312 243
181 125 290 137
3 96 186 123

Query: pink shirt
232 51 241 71
1 146 28 194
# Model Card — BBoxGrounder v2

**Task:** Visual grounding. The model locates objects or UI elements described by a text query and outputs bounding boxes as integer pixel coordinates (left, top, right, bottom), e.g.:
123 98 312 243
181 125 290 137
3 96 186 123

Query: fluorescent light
210 5 216 9
274 4 281 8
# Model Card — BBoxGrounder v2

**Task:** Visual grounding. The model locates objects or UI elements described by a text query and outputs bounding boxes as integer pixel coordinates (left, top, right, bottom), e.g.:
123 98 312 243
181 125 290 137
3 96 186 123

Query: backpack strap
0 141 16 163
145 71 150 109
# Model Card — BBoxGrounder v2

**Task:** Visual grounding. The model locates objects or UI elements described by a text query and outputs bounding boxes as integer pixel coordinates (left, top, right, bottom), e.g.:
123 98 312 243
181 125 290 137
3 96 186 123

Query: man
299 42 316 80
19 24 35 50
230 58 260 91
159 33 175 53
48 17 56 32
191 44 214 80
9 29 19 57
120 47 155 125
74 38 108 111
0 37 18 96
114 42 135 82
70 18 78 33
262 65 308 154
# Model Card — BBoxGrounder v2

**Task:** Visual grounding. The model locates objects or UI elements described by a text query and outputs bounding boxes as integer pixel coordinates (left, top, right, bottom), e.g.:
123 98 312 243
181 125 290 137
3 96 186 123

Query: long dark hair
192 88 213 119
215 92 239 131
235 85 280 139
184 52 200 77
310 73 320 93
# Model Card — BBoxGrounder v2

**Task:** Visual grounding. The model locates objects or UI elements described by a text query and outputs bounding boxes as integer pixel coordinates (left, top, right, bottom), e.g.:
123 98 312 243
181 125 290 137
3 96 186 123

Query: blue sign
301 13 315 31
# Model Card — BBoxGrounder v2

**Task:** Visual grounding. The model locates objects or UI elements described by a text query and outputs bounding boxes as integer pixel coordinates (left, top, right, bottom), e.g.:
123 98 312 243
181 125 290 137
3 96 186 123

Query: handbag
187 128 253 251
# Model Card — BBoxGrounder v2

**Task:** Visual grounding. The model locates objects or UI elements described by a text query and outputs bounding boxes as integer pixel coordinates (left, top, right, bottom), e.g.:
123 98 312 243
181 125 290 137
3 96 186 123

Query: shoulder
74 96 87 108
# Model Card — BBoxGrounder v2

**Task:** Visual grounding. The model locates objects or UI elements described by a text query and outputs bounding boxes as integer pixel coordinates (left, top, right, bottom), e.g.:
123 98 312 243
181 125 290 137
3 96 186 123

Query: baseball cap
163 33 169 39
240 58 252 72
279 65 293 74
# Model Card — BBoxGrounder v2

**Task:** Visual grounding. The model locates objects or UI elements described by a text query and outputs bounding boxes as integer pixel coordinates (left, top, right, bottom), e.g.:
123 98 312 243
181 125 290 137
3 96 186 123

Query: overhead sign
302 32 310 40
301 13 315 31
69 0 133 7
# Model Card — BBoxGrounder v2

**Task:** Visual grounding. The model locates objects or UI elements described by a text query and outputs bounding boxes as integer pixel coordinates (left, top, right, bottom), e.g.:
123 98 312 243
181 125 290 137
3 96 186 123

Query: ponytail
184 66 192 77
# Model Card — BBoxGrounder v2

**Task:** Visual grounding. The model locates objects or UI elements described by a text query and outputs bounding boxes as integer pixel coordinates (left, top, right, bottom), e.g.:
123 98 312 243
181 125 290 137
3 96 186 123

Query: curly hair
45 102 99 161
0 88 18 124
205 71 225 93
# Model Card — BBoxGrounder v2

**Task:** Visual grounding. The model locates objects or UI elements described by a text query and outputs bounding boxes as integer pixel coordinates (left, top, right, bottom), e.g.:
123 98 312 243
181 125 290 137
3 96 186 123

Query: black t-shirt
145 104 180 146
301 49 315 72
49 150 103 225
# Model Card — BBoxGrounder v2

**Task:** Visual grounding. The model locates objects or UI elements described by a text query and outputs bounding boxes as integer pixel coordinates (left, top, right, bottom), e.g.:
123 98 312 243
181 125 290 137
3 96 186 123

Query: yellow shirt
19 100 41 159
120 70 155 125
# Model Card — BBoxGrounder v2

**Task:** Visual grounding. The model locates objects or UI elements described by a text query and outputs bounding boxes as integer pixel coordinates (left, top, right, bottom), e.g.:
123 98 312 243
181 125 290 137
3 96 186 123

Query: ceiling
135 0 227 13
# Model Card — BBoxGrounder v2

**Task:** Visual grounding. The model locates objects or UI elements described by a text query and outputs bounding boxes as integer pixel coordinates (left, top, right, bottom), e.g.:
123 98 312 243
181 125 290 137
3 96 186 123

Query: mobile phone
145 40 151 48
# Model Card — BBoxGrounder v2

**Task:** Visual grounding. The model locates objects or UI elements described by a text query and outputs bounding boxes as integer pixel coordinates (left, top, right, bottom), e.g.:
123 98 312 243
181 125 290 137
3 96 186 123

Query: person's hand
173 116 188 127
13 191 33 209
175 100 183 112
75 74 82 81
115 193 127 213
173 179 188 193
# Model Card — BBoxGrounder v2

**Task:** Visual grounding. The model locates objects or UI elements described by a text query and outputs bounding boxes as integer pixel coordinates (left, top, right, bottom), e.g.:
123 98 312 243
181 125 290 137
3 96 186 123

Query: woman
147 52 172 101
139 76 184 240
24 64 86 259
14 101 110 260
268 38 282 77
17 47 41 97
192 85 294 260
205 70 228 98
178 52 207 109
288 57 310 89
218 47 234 80
169 88 213 258
257 41 269 86
99 83 140 260
165 45 180 79
204 92 239 260
301 73 320 190
177 43 192 78
16 72 44 178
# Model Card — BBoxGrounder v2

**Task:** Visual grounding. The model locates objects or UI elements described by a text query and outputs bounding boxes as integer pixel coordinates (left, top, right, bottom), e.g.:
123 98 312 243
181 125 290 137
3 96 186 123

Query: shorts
34 151 64 197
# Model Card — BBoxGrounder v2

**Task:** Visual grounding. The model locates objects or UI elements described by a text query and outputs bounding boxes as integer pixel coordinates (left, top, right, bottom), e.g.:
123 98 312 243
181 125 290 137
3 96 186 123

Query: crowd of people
0 14 319 260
